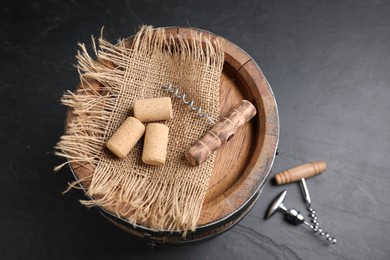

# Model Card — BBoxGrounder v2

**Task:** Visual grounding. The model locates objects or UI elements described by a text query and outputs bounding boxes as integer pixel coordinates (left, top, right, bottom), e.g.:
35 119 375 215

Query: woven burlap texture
55 26 224 233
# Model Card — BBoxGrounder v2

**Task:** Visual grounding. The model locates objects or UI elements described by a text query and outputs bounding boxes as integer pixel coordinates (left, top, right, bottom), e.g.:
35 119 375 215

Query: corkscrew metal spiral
303 208 337 244
301 178 337 244
162 83 216 125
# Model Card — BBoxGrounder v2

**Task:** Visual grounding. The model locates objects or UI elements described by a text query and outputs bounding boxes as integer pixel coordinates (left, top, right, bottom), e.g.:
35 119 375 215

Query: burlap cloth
55 26 224 233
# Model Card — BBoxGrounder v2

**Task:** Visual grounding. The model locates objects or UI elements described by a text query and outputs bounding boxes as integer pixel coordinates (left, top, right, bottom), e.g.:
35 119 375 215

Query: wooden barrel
66 27 279 247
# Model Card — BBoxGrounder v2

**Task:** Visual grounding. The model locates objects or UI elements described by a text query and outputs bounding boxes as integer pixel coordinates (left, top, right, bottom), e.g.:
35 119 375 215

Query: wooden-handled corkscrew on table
268 161 337 244
185 100 257 166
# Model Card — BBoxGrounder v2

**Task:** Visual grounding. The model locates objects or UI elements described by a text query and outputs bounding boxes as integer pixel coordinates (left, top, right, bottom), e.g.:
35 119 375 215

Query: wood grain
274 161 326 185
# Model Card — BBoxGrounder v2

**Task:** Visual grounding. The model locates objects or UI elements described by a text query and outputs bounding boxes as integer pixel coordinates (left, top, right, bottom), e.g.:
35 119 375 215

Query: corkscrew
266 161 337 245
162 83 257 167
265 189 337 244
162 83 216 125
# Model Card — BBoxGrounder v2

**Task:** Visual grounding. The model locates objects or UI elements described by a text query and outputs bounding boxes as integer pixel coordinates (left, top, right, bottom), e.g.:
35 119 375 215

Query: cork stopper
133 97 173 122
142 123 169 166
106 117 145 158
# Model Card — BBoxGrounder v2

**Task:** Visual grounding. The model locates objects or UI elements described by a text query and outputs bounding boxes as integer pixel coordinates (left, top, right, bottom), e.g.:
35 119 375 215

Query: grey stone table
1 0 389 259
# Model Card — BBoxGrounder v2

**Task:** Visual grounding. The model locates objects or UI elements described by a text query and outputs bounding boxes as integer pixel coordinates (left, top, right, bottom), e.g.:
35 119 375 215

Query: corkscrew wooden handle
274 161 326 185
185 100 257 166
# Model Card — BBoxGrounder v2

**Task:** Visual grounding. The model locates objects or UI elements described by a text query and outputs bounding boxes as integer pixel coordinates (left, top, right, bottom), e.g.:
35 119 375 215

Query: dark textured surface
1 0 390 259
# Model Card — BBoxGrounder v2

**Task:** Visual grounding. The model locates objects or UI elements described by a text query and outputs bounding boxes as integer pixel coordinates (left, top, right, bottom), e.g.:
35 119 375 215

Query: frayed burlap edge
55 26 224 235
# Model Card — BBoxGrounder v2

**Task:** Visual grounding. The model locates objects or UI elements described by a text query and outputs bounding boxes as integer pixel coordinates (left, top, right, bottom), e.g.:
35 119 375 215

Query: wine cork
106 117 145 158
133 97 173 122
142 123 169 166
